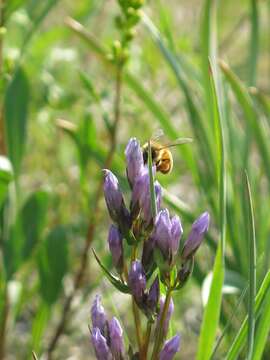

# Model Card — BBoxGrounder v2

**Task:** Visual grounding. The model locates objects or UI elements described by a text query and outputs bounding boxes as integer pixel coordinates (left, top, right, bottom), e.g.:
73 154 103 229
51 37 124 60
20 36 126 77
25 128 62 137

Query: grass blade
226 270 270 360
147 141 157 218
244 171 256 360
197 50 226 360
219 61 270 183
252 289 270 360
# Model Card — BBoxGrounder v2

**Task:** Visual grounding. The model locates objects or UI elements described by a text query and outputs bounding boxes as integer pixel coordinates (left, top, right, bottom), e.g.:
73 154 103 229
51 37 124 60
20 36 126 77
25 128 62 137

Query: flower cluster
91 137 210 359
91 295 124 360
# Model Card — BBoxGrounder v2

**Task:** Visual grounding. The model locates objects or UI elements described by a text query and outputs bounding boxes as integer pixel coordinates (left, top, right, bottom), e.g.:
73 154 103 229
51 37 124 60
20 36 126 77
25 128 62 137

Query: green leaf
244 172 256 360
0 156 13 208
196 2 226 354
4 68 30 176
248 0 259 86
147 140 157 218
31 302 50 356
252 289 270 360
226 270 270 360
21 191 49 260
38 227 68 304
3 191 48 280
220 61 270 183
92 249 130 294
77 113 97 171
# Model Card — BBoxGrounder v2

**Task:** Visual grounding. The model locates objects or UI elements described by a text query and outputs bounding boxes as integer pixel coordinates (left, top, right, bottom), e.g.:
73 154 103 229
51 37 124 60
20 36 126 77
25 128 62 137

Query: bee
142 131 192 174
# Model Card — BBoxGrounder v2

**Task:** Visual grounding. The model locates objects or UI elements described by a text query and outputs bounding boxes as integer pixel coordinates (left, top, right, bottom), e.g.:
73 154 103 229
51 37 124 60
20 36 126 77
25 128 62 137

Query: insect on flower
141 129 193 174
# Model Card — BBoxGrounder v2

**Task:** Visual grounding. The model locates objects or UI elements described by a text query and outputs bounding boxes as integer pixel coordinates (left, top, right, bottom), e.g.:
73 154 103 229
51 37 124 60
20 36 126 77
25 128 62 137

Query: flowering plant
90 138 210 359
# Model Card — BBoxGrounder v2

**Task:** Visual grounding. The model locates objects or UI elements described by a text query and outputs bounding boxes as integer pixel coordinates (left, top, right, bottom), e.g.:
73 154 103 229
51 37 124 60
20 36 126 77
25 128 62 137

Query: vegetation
0 0 270 359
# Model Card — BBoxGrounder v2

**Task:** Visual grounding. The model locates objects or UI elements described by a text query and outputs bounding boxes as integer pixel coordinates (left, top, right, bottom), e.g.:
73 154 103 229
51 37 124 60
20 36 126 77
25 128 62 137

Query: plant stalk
141 320 152 359
151 288 172 360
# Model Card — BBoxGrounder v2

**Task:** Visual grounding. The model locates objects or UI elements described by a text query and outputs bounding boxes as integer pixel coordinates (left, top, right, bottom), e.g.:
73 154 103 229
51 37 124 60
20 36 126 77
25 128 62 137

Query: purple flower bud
108 225 123 272
103 170 124 222
91 295 107 334
157 296 174 337
131 165 162 226
159 334 181 360
128 261 146 304
103 170 131 234
142 235 156 273
171 215 183 254
182 212 210 260
147 276 160 313
125 138 144 186
131 167 148 209
108 317 124 359
153 209 182 264
91 327 112 360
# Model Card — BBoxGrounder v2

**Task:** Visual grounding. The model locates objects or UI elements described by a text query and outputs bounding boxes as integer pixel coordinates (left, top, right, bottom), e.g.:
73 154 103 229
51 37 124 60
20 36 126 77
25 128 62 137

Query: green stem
142 320 152 359
130 244 143 356
151 288 172 360
0 0 6 154
0 286 8 360
132 298 143 354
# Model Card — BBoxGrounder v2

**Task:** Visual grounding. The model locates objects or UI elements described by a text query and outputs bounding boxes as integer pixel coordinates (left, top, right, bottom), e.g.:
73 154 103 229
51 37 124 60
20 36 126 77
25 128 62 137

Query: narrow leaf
38 227 68 304
4 68 30 176
244 171 256 360
92 249 130 294
226 270 270 360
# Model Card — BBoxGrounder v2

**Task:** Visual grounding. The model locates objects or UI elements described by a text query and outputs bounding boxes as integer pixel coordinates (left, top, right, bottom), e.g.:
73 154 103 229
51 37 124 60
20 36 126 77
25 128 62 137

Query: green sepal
153 247 170 274
125 229 137 245
92 248 130 294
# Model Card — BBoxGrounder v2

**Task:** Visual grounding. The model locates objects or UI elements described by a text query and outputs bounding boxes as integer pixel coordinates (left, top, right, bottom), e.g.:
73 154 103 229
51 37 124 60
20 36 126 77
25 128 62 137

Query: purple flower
91 327 112 360
147 276 160 313
142 235 156 273
132 167 162 226
108 317 124 359
91 295 107 334
108 225 123 272
157 295 174 337
159 334 181 360
103 169 131 234
103 170 124 221
182 212 210 260
153 209 183 264
128 261 146 304
125 138 144 186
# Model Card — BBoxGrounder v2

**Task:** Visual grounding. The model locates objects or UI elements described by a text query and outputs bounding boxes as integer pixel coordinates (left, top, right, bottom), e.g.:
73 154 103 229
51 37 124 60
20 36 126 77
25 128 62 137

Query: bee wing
159 137 193 149
150 128 165 141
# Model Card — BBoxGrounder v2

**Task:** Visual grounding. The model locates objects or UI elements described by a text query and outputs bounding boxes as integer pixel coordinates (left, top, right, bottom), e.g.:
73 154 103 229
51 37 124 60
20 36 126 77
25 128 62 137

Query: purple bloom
91 327 112 360
157 295 174 337
108 317 124 359
153 209 183 264
125 138 144 186
147 276 160 313
132 167 162 226
159 334 181 360
91 295 107 334
182 212 210 260
103 169 131 234
142 235 156 273
103 170 125 222
108 225 123 272
128 260 146 304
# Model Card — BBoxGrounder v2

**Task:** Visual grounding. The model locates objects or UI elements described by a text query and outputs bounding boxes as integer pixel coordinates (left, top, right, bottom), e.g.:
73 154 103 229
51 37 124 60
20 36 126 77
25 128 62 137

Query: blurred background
0 0 270 359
